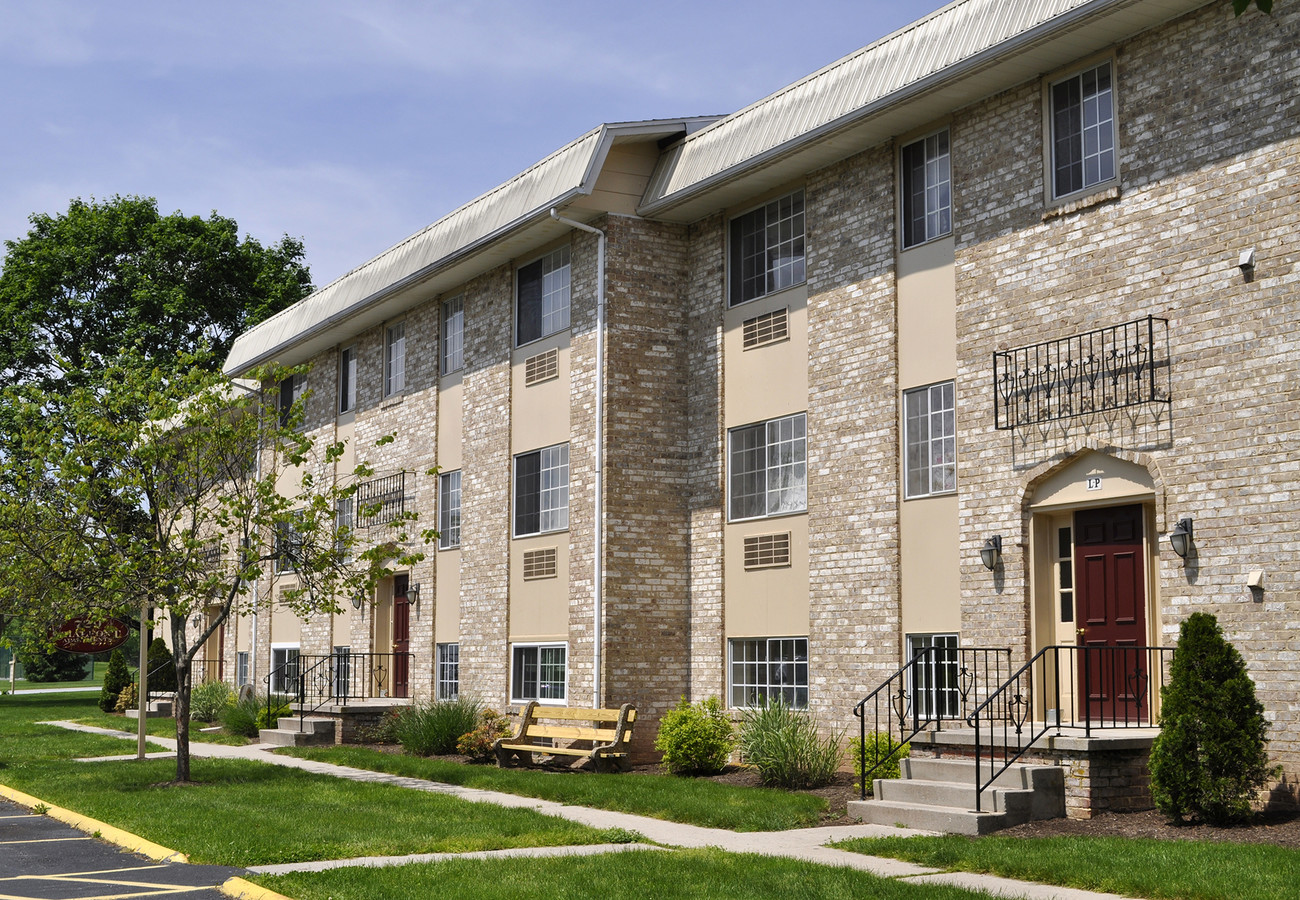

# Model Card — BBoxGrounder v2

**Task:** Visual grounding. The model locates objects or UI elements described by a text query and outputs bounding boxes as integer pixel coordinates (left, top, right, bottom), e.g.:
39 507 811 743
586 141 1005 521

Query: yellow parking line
0 837 94 844
0 889 210 900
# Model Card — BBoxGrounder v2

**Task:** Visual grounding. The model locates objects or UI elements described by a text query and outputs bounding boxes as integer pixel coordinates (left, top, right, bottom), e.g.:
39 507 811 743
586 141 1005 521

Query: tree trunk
169 616 192 783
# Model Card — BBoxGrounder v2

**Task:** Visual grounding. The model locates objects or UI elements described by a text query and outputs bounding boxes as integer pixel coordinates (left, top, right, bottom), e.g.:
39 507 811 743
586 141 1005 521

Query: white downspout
550 208 605 709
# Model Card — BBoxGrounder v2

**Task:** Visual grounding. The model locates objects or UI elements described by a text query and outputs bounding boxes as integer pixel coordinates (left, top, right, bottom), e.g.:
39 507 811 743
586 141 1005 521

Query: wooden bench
494 701 636 773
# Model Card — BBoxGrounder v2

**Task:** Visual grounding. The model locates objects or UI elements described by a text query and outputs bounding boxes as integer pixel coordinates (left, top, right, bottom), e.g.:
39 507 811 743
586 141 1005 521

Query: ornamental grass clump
393 697 483 756
1149 611 1274 825
655 696 736 775
189 679 234 722
738 698 844 789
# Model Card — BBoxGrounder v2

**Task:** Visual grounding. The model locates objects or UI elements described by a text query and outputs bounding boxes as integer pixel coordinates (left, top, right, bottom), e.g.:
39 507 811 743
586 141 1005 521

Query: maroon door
393 575 410 698
1074 504 1147 722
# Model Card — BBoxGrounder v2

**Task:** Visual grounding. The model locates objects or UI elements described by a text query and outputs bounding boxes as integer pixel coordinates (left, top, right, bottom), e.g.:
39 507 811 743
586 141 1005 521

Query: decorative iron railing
993 316 1170 430
852 647 1011 800
968 644 1173 811
355 472 407 528
264 651 411 733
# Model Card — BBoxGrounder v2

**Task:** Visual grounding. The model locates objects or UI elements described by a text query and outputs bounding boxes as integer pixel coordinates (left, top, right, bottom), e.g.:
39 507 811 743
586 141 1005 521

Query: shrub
114 682 138 713
393 697 482 756
99 649 132 713
457 709 513 762
655 696 736 775
190 679 234 722
850 731 910 795
355 708 402 744
1149 612 1273 825
18 646 87 682
145 638 177 693
221 692 290 737
738 698 844 789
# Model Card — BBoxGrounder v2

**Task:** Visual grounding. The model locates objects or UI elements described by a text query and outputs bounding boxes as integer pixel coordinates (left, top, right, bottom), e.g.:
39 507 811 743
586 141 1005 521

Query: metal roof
224 118 715 376
640 0 1213 220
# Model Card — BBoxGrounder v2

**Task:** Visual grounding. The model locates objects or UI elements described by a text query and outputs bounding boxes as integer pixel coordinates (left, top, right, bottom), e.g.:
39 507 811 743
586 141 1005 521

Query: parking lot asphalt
0 797 240 900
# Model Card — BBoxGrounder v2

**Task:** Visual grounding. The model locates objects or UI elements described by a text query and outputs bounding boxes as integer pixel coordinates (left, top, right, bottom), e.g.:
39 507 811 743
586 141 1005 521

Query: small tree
100 648 132 712
1149 612 1272 824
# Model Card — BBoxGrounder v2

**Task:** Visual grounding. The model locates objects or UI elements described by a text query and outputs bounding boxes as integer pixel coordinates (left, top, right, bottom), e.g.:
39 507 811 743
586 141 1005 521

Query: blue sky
1 1 948 289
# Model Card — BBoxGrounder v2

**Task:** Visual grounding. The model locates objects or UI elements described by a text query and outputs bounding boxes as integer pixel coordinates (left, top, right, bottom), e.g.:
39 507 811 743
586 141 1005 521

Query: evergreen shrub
1149 612 1273 824
145 638 177 693
654 696 736 775
18 646 87 682
850 731 910 795
738 698 844 789
99 648 132 713
114 682 138 713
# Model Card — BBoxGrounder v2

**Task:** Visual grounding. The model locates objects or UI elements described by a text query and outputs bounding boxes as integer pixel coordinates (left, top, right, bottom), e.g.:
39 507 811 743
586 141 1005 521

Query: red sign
52 616 130 654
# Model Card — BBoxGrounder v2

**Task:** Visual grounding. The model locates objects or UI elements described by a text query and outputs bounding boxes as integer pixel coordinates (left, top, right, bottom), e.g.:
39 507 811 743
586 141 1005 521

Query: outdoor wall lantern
980 535 1003 571
408 583 422 607
1169 518 1194 559
351 589 366 610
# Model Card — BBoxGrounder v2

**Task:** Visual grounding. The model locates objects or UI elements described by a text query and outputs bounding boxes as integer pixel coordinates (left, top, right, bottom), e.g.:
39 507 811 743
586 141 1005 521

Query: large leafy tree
0 195 311 393
0 352 428 782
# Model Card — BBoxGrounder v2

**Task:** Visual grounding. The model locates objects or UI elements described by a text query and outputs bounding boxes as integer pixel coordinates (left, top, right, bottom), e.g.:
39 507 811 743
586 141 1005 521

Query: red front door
1074 504 1148 722
393 575 410 698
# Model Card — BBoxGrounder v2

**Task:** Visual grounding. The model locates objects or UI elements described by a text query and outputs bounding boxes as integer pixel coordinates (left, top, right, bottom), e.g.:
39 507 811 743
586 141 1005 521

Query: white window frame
334 497 354 564
438 470 461 549
338 345 357 414
384 322 406 397
728 188 805 307
906 633 959 719
510 642 567 704
899 128 951 250
513 443 569 537
728 636 808 709
1047 60 1117 201
728 413 807 522
436 642 459 700
904 381 956 499
441 295 464 375
516 246 570 347
236 651 250 687
270 644 300 694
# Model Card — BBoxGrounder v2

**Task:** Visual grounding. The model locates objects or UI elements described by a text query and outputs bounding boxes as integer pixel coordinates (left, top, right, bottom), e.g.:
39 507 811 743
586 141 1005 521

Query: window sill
513 528 570 540
903 489 957 502
380 393 404 409
727 509 808 525
728 279 807 311
1043 184 1120 221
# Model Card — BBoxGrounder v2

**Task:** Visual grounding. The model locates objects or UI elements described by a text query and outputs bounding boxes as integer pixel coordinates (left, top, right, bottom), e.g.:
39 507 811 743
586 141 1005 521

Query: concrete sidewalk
46 720 1135 900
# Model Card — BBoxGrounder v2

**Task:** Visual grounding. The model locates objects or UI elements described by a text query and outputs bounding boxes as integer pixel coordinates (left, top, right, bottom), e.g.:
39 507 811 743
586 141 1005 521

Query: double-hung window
441 296 464 375
384 322 406 396
517 247 570 346
1050 62 1115 199
339 346 356 413
514 444 568 537
438 470 461 549
729 637 808 709
729 189 805 306
278 372 305 427
900 129 951 249
511 643 566 703
904 381 956 498
274 512 304 573
270 645 300 694
729 413 807 521
334 497 354 564
436 643 460 700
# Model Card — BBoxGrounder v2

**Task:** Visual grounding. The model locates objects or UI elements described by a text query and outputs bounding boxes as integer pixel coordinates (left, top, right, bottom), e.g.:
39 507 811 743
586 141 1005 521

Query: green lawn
255 848 990 900
69 707 253 745
284 744 828 832
5 659 111 690
833 834 1300 900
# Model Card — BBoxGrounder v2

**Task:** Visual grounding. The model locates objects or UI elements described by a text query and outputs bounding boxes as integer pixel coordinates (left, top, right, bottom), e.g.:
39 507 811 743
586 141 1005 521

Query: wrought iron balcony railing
355 472 407 528
993 315 1170 430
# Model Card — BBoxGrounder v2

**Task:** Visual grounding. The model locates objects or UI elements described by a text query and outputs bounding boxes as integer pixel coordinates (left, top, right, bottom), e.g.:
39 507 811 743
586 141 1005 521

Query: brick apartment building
215 0 1298 795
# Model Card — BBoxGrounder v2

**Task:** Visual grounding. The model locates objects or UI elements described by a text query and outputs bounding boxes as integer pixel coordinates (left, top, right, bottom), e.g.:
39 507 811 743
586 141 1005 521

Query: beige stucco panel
1030 451 1155 510
724 515 810 637
900 492 960 637
435 548 461 644
723 284 808 428
511 333 571 451
897 235 956 390
437 376 463 469
269 601 303 646
508 533 570 641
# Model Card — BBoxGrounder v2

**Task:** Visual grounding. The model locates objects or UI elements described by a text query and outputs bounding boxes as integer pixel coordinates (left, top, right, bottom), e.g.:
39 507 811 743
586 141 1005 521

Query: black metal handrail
993 315 1170 430
263 651 410 733
969 644 1173 811
853 646 1011 800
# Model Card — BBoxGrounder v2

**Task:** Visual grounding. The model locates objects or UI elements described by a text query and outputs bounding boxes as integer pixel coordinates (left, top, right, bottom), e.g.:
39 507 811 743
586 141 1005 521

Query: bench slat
518 706 633 723
499 743 627 758
521 724 625 741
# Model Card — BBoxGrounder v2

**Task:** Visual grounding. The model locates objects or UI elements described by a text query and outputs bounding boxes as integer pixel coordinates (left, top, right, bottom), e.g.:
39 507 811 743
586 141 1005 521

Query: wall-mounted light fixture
980 535 1003 572
1169 518 1194 559
408 582 422 607
351 589 366 610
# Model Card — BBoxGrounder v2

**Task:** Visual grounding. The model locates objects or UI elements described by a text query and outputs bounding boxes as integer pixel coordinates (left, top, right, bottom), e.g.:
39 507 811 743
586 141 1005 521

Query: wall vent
524 348 559 385
523 547 558 580
743 307 789 349
744 532 792 569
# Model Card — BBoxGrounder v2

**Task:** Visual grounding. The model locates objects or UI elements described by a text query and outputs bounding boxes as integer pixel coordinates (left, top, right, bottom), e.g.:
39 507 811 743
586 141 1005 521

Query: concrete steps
848 757 1065 835
258 716 337 747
